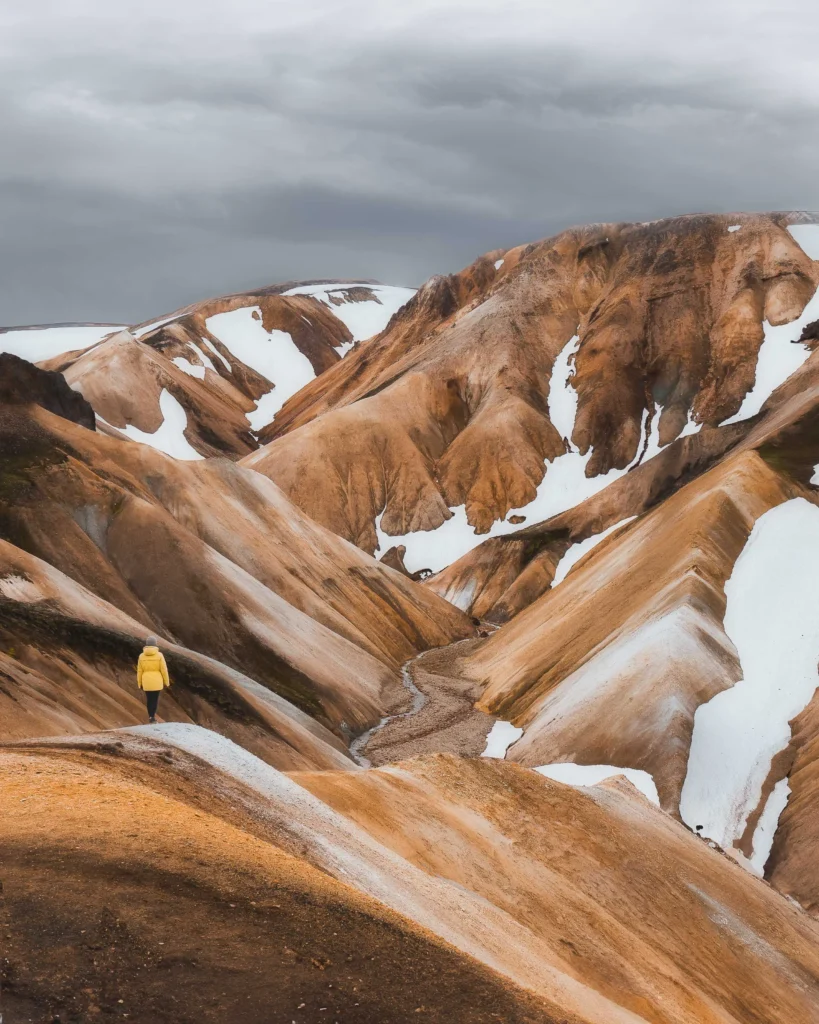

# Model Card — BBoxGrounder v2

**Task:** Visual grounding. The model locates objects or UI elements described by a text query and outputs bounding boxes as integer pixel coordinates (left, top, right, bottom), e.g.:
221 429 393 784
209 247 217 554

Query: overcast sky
2 0 819 325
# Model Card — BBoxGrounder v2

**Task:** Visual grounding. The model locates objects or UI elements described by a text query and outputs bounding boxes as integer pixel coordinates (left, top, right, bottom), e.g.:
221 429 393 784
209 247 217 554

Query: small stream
350 653 428 768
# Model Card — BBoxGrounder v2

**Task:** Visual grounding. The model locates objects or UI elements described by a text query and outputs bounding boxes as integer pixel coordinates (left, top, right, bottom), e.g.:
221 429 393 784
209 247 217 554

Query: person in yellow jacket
137 636 170 723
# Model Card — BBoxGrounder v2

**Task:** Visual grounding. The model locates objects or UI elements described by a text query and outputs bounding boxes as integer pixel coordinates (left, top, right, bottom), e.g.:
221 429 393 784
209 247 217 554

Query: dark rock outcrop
0 353 95 430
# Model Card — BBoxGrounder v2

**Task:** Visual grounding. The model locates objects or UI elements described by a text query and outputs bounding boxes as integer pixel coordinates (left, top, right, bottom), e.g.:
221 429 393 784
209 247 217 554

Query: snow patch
482 721 523 759
721 287 819 424
189 341 216 373
679 409 702 437
749 778 791 876
534 763 660 805
548 334 581 442
637 403 701 459
727 224 742 232
487 439 645 545
437 577 478 612
172 357 206 380
282 283 415 352
375 506 482 575
105 389 204 461
205 306 315 429
680 498 819 855
494 259 505 270
552 517 636 588
0 324 124 363
0 575 44 602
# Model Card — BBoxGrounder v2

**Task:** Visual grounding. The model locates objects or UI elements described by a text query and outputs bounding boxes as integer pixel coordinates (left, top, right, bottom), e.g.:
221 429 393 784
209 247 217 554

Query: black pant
145 690 160 719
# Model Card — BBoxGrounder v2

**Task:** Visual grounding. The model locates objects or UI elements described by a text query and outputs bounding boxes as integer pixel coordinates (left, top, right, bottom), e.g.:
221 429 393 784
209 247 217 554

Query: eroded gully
349 636 497 768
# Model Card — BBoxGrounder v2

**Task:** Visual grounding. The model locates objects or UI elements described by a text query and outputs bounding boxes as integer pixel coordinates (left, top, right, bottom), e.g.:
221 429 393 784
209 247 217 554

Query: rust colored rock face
245 214 819 561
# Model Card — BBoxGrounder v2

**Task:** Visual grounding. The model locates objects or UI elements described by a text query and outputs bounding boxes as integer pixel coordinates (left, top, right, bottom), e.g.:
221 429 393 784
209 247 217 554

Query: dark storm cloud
2 0 819 324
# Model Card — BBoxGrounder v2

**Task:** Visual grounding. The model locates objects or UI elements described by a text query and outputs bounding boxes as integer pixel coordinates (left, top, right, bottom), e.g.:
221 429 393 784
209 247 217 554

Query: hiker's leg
146 691 159 720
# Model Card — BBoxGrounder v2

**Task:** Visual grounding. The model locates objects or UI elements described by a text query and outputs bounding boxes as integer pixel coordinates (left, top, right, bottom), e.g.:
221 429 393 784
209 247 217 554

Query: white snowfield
534 763 660 806
205 306 315 430
283 283 416 353
788 223 819 260
376 332 698 577
375 506 481 575
481 720 523 758
0 324 124 363
549 335 581 441
680 498 819 873
99 389 203 461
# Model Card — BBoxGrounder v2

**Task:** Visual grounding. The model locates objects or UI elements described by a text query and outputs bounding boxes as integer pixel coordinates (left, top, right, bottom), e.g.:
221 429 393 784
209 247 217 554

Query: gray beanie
145 635 158 646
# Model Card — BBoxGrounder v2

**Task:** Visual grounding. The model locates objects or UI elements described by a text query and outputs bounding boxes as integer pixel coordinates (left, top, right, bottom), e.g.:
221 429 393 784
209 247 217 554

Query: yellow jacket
137 646 170 691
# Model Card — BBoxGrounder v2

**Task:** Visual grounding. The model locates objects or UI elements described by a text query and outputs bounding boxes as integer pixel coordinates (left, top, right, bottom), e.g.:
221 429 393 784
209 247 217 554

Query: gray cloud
2 0 819 324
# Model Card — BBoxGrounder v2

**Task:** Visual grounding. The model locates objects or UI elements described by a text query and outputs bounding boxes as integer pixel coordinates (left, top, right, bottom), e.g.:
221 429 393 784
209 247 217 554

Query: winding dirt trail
350 652 429 767
352 637 497 767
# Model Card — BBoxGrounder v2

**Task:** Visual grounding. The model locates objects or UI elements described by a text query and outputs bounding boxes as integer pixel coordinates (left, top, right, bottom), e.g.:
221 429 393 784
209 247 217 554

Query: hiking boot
149 716 157 724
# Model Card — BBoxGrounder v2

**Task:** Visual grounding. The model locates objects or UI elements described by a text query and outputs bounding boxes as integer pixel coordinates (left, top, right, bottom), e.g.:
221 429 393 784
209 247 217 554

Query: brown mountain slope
430 345 819 857
454 450 811 813
296 754 819 1024
4 213 819 1024
0 745 554 1024
243 214 819 564
0 537 353 770
5 730 819 1024
32 282 415 461
425 338 819 621
768 689 819 915
0 371 471 749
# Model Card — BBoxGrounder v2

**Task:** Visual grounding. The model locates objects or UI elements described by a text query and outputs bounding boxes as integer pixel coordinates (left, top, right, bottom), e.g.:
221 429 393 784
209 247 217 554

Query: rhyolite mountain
2 217 819 1024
